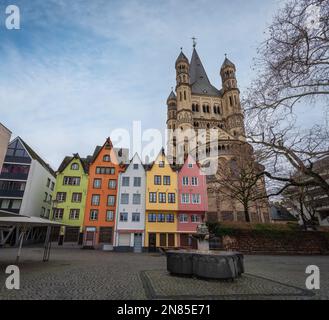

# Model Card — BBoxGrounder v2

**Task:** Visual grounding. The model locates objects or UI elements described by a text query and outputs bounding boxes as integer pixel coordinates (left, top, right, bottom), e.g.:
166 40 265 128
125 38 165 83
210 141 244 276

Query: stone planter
166 250 244 280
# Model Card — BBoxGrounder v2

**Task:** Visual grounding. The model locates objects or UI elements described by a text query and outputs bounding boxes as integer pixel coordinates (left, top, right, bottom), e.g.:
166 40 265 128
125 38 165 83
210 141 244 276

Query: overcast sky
0 0 286 169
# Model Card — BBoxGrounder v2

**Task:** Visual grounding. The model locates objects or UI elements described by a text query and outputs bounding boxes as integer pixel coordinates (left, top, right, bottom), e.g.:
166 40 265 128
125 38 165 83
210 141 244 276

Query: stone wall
214 231 329 255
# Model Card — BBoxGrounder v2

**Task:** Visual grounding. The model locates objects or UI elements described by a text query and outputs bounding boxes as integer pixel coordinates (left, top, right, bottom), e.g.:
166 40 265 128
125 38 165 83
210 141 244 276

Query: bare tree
214 147 268 222
244 0 329 198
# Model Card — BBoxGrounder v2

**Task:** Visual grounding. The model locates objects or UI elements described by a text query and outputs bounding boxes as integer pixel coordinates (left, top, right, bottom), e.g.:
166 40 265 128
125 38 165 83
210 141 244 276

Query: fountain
166 223 244 280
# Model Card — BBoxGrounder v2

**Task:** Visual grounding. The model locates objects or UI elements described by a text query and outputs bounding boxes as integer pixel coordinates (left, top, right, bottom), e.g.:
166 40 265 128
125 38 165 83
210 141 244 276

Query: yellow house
145 149 178 251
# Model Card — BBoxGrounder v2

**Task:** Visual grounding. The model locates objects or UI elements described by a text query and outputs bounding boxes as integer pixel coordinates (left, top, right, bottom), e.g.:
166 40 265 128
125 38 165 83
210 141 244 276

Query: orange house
83 138 124 248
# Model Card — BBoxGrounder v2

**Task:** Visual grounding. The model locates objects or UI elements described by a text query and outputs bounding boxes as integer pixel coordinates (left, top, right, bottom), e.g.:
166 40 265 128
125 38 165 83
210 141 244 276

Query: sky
0 0 286 169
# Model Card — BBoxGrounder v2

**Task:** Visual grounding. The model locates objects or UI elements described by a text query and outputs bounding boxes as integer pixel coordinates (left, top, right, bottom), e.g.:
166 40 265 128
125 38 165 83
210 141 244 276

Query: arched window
180 92 182 101
229 96 233 106
192 104 195 112
71 163 79 170
103 155 111 162
207 105 210 113
184 91 187 100
196 104 199 112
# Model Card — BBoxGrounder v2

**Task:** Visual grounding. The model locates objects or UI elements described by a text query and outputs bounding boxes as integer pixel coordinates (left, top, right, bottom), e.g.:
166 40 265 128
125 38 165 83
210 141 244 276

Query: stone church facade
166 44 270 223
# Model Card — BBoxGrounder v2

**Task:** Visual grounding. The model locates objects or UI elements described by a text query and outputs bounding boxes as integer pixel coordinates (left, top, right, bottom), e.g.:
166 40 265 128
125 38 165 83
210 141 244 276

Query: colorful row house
114 153 146 252
83 138 124 248
145 149 179 252
52 154 89 245
177 155 208 248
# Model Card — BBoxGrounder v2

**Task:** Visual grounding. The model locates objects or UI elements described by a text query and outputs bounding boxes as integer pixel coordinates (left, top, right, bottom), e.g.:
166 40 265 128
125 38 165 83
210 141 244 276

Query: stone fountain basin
166 250 244 280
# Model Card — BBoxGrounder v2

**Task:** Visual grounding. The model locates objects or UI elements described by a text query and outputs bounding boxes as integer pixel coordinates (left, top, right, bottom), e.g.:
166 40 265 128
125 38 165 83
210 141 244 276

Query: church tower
220 56 245 139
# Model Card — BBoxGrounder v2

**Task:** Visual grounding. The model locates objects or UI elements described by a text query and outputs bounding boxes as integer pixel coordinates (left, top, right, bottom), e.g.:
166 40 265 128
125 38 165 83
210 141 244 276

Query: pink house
177 155 208 248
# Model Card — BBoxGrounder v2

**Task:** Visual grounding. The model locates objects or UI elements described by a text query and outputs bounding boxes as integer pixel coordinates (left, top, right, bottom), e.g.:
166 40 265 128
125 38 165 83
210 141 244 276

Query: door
85 228 96 247
168 233 175 247
133 233 143 253
180 234 189 247
148 233 156 252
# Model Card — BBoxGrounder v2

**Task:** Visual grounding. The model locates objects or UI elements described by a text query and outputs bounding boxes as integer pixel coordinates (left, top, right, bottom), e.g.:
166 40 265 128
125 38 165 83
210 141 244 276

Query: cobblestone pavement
0 246 328 300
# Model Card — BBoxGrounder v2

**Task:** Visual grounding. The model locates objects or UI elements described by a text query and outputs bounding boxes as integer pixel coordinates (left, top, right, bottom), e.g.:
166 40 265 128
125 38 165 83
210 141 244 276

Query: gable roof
57 154 90 174
17 137 56 177
189 48 221 97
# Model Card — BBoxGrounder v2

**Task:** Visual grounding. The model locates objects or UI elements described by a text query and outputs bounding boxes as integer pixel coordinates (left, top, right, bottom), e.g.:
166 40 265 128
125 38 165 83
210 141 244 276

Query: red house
177 155 208 248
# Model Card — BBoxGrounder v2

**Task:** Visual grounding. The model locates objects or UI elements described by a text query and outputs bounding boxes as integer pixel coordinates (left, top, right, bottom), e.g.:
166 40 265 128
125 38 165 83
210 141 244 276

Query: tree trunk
244 204 251 223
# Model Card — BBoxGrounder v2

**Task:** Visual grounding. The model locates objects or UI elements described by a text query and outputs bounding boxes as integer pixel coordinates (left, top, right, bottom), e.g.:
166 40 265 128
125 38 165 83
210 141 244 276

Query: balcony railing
0 190 25 198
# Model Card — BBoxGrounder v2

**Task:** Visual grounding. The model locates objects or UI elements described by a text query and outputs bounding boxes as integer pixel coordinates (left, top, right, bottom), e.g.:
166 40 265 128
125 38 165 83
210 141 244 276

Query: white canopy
0 215 64 227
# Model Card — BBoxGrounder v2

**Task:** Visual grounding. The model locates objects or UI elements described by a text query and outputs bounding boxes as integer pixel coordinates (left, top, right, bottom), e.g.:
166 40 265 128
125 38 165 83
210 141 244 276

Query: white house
114 153 146 252
0 137 56 218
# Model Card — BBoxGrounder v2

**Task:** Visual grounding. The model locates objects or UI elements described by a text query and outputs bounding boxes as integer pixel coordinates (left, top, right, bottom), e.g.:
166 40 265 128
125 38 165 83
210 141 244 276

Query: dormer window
71 163 79 170
159 161 165 168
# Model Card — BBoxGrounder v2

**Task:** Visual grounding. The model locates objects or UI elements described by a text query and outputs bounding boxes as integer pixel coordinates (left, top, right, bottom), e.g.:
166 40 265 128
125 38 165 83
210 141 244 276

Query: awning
0 215 64 227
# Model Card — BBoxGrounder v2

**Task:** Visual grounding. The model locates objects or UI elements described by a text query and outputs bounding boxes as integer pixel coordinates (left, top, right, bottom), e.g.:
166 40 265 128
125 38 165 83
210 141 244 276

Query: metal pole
43 226 52 262
16 227 25 264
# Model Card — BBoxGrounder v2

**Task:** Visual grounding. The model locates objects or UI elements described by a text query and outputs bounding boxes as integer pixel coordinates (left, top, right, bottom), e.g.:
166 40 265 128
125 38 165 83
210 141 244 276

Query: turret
166 90 177 130
220 55 245 139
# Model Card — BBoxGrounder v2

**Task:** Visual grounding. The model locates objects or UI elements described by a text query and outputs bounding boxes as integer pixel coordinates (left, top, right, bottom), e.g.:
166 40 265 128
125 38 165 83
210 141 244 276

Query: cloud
1 0 315 170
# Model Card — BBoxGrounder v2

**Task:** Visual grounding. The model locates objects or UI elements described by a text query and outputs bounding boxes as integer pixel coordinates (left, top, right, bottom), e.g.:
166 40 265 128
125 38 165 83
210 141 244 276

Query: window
181 194 190 204
44 192 48 202
133 193 141 205
148 213 157 222
121 193 129 205
72 193 82 203
191 214 201 223
191 177 198 186
93 178 102 189
41 207 46 217
71 163 79 170
46 209 50 218
159 161 165 168
192 194 201 204
120 212 128 222
0 199 22 210
63 176 80 186
91 194 100 206
96 167 115 175
159 193 166 203
157 213 166 222
168 193 176 203
56 192 66 202
149 192 157 203
107 195 116 206
106 210 114 221
163 176 171 185
179 214 188 223
134 177 141 187
132 212 140 222
188 163 193 168
53 208 64 220
50 182 55 191
108 180 117 189
182 177 189 186
154 175 161 185
48 195 52 204
103 155 111 162
90 210 98 221
69 209 80 220
133 164 139 170
122 177 130 187
166 214 174 223
47 178 51 187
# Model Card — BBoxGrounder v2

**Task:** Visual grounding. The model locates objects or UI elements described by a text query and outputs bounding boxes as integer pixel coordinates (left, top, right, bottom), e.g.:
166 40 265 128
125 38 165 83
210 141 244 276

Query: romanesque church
166 43 270 223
